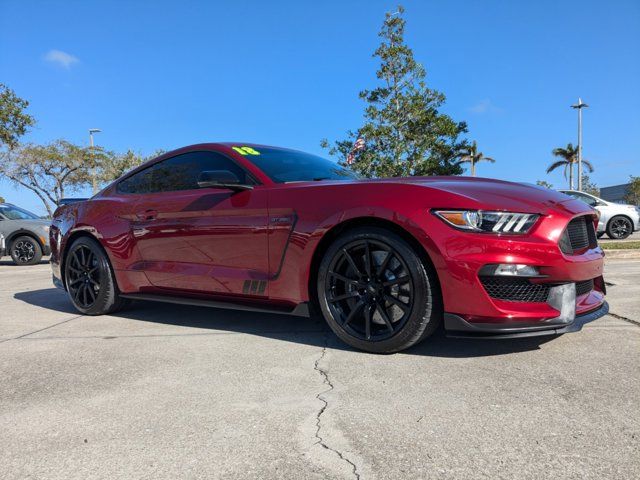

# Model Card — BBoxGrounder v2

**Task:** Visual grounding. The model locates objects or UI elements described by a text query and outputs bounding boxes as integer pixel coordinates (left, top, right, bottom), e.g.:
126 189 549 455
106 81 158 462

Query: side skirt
120 293 310 317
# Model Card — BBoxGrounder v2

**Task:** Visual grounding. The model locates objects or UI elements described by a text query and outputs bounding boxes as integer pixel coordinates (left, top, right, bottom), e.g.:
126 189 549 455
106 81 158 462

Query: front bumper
410 207 607 334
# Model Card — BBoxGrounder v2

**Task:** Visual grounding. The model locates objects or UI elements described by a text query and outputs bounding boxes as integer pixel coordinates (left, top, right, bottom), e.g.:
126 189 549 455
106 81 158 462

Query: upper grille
480 277 551 303
576 279 594 297
559 215 598 255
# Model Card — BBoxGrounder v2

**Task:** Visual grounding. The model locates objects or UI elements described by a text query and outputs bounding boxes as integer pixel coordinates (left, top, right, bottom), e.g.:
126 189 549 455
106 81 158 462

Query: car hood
366 177 582 214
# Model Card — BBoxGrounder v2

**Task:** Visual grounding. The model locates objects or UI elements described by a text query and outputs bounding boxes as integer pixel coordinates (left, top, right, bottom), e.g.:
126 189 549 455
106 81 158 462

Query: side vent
242 280 267 296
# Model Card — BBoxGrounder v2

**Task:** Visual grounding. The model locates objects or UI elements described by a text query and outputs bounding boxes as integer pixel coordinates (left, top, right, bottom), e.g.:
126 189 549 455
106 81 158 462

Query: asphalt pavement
0 258 638 479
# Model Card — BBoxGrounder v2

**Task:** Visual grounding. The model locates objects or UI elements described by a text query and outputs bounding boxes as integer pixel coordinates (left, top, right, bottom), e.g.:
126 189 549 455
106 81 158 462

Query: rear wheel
316 227 441 353
64 237 129 315
10 236 42 266
606 216 632 240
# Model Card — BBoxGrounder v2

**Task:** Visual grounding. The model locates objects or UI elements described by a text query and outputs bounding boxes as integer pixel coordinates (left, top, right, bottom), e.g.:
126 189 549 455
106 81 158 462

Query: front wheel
64 237 129 315
10 236 43 265
316 227 441 353
606 216 633 240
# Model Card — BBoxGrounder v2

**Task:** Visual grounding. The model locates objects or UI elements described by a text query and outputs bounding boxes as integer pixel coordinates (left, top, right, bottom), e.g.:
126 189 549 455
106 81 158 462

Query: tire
10 235 43 266
606 216 633 240
316 226 441 353
64 236 129 315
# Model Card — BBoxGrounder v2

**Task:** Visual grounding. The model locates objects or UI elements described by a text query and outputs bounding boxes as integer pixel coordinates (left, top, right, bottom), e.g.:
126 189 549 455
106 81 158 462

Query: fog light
479 264 541 277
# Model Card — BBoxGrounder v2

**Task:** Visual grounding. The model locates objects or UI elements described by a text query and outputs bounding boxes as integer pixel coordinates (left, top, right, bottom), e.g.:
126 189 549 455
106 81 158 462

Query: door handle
136 209 158 221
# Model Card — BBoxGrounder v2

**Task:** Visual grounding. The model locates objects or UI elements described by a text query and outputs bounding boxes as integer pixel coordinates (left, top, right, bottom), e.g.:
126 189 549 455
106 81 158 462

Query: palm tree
456 141 495 176
547 143 593 190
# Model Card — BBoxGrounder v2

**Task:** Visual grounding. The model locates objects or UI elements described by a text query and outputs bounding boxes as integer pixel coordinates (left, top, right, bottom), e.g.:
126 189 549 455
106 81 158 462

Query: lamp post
89 128 101 194
571 98 588 191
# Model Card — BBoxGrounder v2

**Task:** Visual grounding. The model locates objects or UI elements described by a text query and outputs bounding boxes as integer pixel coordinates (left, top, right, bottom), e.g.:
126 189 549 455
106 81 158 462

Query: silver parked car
559 190 640 240
0 203 51 265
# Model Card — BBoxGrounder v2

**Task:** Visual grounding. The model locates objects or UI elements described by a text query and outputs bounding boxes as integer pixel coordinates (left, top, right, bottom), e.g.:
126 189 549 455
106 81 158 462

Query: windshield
0 204 40 220
231 146 360 183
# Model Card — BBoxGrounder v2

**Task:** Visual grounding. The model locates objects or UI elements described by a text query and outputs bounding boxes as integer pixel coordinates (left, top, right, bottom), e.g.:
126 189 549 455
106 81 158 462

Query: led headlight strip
433 210 539 234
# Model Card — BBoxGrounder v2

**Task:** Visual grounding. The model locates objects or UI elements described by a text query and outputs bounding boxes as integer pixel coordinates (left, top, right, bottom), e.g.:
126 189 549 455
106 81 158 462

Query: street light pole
89 128 101 195
571 98 588 191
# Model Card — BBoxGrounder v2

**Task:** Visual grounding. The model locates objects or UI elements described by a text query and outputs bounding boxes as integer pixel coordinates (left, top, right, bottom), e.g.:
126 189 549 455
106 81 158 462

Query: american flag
346 137 365 165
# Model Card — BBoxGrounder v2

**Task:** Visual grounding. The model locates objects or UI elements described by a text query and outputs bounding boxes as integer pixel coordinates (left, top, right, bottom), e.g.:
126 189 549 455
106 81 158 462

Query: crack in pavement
608 311 640 327
0 314 85 344
313 334 361 480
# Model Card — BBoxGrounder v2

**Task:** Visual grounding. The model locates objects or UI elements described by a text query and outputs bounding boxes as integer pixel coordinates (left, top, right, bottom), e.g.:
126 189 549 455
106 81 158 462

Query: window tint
117 151 251 194
0 205 40 220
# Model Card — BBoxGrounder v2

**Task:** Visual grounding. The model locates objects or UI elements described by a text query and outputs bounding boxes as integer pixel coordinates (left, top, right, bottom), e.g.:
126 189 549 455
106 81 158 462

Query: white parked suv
560 190 640 240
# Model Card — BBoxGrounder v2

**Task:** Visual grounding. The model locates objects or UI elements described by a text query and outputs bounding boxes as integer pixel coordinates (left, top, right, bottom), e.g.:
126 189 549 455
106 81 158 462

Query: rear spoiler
58 198 88 206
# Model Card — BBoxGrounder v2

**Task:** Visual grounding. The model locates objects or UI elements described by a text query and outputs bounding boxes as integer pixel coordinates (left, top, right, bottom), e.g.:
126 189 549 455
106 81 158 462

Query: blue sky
1 0 639 214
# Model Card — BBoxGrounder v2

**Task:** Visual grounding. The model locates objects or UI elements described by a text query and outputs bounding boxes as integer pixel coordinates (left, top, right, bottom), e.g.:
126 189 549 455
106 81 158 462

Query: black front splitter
444 302 609 339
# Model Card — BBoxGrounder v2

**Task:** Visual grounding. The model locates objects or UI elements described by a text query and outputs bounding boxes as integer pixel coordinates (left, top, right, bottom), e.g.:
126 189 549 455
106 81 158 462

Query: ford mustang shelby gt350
50 144 608 353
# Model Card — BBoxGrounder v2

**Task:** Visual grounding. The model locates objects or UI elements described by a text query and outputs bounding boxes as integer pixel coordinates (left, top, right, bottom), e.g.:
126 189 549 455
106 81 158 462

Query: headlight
433 210 539 234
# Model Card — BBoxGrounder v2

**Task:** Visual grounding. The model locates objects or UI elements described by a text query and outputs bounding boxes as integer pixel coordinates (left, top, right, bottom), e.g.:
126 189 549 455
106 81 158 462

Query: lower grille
481 276 596 303
576 279 594 297
560 215 598 254
480 277 551 303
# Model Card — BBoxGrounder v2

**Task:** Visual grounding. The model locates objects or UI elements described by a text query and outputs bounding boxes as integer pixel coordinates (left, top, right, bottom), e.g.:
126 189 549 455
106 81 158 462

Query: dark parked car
0 203 51 265
50 144 607 353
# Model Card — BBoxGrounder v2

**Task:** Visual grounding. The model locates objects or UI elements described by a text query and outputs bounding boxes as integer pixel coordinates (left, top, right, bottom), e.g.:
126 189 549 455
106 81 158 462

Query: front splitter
444 301 609 339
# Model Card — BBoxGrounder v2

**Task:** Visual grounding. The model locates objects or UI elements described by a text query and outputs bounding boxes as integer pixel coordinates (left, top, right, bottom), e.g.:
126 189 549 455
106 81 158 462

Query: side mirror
197 170 253 192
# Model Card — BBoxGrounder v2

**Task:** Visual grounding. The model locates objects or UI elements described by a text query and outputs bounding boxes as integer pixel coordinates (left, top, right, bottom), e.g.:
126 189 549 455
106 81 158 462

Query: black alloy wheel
607 216 632 240
64 237 129 315
67 244 102 309
325 239 413 342
10 236 43 266
317 227 440 353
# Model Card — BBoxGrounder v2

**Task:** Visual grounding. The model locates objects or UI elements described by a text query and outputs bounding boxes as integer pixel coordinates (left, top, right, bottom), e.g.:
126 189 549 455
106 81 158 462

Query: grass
601 241 640 250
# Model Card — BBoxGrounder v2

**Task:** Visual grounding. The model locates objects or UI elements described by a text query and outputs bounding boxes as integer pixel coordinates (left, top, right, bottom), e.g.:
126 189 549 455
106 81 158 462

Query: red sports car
50 143 608 353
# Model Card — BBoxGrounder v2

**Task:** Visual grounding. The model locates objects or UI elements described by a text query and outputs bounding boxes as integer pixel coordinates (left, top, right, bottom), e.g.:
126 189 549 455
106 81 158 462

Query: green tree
581 174 599 197
321 6 468 177
547 143 593 190
0 140 109 217
455 141 495 176
625 175 640 205
0 84 35 149
0 195 5 203
536 180 553 189
98 149 163 183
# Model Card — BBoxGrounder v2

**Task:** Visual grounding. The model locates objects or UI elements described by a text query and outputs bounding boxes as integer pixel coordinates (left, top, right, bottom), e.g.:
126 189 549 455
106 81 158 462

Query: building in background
600 183 632 204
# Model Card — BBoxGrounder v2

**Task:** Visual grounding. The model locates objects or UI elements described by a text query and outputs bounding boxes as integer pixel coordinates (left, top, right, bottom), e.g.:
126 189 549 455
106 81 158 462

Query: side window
573 192 598 206
117 151 252 194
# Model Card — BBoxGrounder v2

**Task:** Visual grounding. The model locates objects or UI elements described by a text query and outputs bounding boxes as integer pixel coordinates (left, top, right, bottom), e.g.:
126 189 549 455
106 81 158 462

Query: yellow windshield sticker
232 146 261 155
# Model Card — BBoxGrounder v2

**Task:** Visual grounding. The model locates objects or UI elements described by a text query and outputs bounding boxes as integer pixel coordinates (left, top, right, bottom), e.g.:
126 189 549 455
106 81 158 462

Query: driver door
122 150 269 297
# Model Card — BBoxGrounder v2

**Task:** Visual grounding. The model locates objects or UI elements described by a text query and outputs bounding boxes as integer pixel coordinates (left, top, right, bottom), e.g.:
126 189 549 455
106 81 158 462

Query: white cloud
44 49 79 69
469 99 502 114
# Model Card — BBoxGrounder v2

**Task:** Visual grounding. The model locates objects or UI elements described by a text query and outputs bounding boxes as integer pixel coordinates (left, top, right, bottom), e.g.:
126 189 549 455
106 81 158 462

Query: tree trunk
471 161 476 177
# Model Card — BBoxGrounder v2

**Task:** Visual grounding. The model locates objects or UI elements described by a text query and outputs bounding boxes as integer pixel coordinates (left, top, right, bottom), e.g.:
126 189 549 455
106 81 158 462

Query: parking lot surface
1 259 638 479
599 230 640 243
